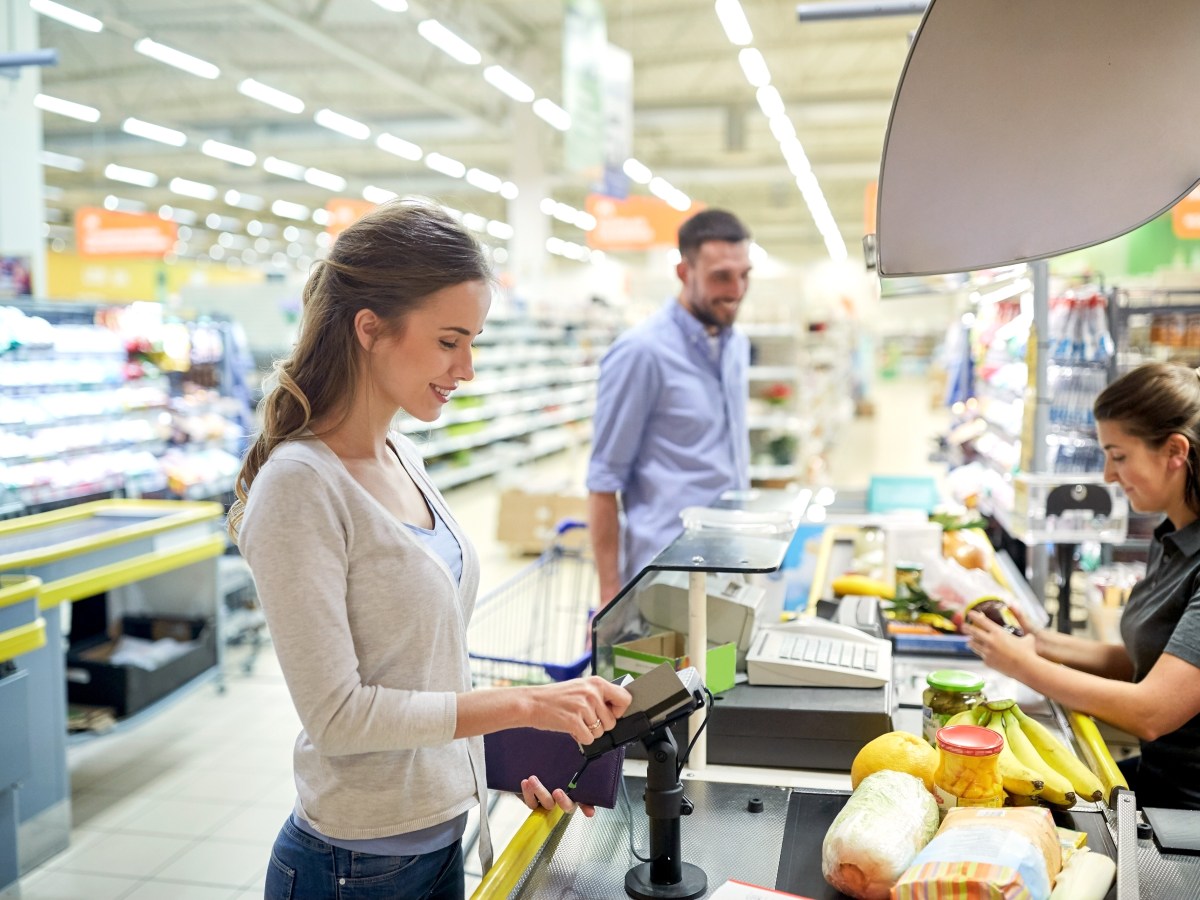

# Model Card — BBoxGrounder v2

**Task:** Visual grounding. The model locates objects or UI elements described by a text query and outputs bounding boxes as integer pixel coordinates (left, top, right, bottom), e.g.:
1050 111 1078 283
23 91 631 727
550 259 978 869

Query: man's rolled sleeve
587 339 660 494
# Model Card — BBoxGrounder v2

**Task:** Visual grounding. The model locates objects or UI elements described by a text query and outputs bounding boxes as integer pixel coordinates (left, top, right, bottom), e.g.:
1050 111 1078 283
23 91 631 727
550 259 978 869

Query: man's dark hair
678 209 750 261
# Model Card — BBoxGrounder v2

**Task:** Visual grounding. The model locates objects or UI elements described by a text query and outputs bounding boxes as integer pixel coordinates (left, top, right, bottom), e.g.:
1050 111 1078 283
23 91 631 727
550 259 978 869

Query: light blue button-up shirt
588 299 750 585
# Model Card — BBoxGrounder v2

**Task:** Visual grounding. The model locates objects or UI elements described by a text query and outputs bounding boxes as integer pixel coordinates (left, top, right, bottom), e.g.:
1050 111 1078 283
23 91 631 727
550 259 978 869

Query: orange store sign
1172 186 1200 239
585 194 702 252
75 208 177 258
326 198 377 237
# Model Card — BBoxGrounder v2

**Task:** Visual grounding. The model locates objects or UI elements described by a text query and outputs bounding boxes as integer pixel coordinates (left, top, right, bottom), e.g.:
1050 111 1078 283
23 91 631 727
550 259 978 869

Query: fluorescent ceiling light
122 117 186 147
237 78 304 114
738 48 770 87
370 0 408 10
158 205 197 224
483 65 534 103
780 137 810 176
134 37 220 80
574 211 597 231
756 85 785 119
312 208 330 226
363 185 398 204
500 181 519 200
375 133 422 160
226 190 264 211
202 139 256 167
648 177 676 203
532 98 570 131
539 198 557 216
314 108 370 140
104 163 157 188
304 167 348 192
34 93 100 123
263 156 307 180
768 115 796 143
417 19 482 65
41 150 85 171
666 191 691 212
622 157 652 184
714 0 753 45
487 220 514 240
30 0 102 33
425 152 466 178
553 202 576 224
169 177 217 201
104 195 146 213
463 213 487 233
466 168 503 193
272 200 310 221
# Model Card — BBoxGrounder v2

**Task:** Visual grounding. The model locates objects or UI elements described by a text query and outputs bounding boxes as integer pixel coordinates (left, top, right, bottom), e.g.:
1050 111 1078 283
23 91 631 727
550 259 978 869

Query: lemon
850 731 937 792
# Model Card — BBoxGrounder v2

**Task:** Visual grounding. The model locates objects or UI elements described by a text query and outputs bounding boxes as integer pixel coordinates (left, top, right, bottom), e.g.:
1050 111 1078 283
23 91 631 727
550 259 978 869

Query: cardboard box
613 631 736 694
66 615 217 718
496 487 589 555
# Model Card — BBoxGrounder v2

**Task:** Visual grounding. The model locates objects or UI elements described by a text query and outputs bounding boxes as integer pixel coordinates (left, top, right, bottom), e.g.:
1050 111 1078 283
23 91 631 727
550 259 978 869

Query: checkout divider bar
37 533 227 609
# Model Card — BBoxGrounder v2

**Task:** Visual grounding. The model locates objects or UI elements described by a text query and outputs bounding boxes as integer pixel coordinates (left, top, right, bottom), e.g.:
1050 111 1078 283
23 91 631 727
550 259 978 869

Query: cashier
967 362 1200 810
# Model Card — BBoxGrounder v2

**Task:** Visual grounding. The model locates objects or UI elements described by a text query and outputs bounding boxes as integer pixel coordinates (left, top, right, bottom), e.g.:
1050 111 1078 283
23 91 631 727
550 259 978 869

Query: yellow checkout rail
0 499 225 888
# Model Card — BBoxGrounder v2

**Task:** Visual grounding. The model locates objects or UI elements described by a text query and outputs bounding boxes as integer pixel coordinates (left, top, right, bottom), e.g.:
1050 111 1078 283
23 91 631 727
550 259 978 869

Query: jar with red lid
932 724 1004 816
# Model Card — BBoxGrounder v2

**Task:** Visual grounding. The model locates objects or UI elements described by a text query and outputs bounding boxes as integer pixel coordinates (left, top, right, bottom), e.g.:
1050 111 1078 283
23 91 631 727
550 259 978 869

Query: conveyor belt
507 777 791 899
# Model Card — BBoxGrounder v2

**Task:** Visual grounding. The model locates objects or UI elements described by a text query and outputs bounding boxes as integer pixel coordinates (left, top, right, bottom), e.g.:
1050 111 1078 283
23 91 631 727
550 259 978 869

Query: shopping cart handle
555 519 587 536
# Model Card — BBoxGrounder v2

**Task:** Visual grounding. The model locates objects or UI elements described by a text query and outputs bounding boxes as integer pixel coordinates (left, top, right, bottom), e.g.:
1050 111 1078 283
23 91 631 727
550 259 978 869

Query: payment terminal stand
624 724 707 900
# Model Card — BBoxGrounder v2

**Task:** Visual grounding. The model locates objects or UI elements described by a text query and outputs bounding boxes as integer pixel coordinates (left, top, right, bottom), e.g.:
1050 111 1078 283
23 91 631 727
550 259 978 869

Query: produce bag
821 771 940 899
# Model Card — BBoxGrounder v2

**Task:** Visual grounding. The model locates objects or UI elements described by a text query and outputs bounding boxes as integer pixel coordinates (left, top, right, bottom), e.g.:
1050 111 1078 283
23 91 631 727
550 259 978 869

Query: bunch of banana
939 700 1105 806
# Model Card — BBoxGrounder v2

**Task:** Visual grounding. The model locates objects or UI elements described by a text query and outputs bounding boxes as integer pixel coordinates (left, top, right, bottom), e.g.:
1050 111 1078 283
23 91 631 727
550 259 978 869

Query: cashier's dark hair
677 209 750 262
227 200 491 537
1094 361 1200 515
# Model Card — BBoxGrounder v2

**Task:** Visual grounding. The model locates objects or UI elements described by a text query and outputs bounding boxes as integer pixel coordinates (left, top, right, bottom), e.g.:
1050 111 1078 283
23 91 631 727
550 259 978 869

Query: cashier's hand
520 775 596 818
528 676 633 746
964 610 1038 680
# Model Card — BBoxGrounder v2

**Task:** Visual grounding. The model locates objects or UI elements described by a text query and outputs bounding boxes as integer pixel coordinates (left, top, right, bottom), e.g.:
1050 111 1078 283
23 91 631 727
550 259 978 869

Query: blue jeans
265 816 465 900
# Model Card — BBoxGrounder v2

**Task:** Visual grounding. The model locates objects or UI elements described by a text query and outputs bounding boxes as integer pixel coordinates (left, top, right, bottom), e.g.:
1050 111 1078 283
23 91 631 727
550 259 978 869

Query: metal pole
686 571 707 768
796 1 927 22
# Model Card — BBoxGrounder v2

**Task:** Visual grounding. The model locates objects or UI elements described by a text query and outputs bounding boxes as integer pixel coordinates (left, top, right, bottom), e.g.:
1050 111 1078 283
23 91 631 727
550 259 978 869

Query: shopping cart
468 521 597 686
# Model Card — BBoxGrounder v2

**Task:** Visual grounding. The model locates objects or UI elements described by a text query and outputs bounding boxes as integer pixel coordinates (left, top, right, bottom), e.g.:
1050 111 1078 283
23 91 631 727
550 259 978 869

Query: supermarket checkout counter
471 489 1200 898
0 499 225 886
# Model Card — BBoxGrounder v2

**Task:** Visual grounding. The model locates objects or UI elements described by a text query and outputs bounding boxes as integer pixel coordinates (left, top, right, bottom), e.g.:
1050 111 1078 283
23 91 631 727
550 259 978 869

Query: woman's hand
520 775 595 818
529 676 633 746
964 609 1040 680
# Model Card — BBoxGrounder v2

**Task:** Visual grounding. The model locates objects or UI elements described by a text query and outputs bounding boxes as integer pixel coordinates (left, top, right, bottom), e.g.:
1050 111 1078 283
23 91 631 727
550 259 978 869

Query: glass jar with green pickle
922 669 986 745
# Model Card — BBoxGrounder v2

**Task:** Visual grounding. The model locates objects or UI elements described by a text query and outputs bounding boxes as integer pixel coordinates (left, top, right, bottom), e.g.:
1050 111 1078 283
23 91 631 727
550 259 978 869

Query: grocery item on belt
821 770 939 899
892 806 1062 900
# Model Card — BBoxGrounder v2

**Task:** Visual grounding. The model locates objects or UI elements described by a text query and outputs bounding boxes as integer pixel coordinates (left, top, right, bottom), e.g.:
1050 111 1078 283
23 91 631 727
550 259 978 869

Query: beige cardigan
238 431 490 866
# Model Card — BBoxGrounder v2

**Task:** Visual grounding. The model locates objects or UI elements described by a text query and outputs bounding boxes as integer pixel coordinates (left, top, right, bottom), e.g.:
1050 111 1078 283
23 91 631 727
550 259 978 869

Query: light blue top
291 499 465 856
403 499 464 584
587 299 750 584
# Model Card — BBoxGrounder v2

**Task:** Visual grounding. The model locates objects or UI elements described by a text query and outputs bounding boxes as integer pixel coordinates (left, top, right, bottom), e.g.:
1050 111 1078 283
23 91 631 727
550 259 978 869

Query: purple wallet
484 727 626 809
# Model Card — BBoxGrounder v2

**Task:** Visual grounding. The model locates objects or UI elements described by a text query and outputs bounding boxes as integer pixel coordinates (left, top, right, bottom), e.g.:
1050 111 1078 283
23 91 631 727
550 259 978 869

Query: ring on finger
588 718 602 731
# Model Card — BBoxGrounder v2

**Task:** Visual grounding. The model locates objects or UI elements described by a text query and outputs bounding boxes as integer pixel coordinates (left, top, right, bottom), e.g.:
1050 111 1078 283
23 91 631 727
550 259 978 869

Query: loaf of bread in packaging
892 806 1062 900
820 771 940 900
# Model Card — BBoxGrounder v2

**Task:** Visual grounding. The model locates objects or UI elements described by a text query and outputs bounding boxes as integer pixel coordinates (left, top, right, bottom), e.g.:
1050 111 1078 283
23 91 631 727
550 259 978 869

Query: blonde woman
230 201 631 899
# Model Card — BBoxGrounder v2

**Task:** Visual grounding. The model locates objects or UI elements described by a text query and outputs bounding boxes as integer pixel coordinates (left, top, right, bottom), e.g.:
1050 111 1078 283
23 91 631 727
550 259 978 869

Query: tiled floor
12 376 947 899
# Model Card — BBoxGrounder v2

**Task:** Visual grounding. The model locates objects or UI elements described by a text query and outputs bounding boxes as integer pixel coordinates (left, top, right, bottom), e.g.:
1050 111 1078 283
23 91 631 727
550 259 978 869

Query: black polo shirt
1119 516 1200 808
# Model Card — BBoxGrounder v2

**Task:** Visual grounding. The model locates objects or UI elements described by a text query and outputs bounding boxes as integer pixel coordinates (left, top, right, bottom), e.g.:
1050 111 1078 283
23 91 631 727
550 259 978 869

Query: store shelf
748 365 801 382
748 463 799 481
